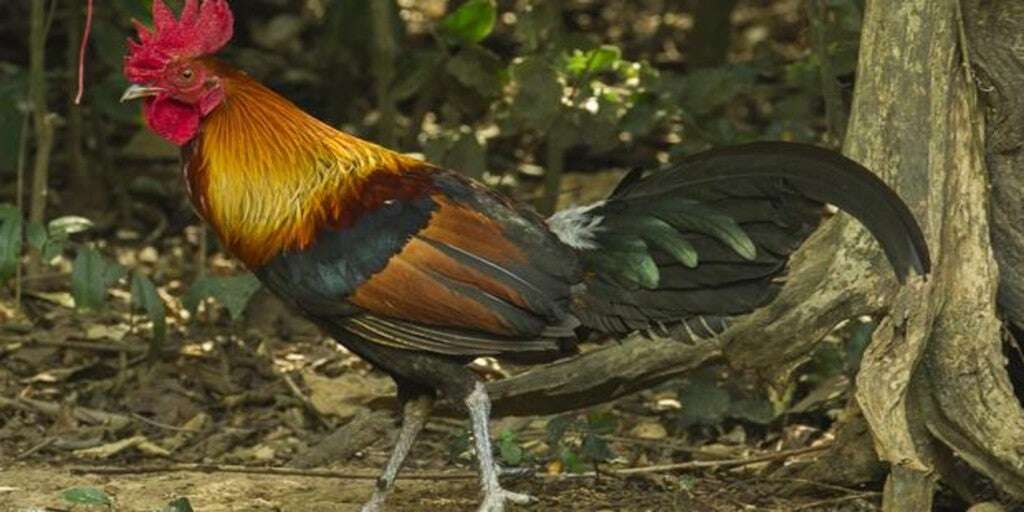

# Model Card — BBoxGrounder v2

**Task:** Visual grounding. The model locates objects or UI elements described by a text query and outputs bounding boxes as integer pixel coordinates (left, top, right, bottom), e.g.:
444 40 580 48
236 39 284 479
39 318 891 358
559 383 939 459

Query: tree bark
964 2 1024 328
850 0 1024 507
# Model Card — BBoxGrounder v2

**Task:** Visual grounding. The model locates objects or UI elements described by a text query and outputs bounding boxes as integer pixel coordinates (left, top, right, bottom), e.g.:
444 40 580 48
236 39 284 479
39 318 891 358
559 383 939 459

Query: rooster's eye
181 68 194 80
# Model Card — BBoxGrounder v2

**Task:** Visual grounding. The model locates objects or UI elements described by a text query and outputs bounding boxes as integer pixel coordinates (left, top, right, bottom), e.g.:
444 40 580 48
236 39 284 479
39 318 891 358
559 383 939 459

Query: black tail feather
573 141 930 336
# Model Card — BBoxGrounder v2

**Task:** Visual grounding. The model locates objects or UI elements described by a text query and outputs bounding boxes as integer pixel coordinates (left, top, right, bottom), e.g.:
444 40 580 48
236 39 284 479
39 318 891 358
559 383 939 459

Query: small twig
16 437 55 460
20 338 147 354
282 372 331 429
607 434 712 454
71 463 480 481
610 444 830 476
0 396 132 430
130 412 199 433
760 475 873 495
790 492 880 511
805 0 848 145
65 444 831 484
14 110 29 309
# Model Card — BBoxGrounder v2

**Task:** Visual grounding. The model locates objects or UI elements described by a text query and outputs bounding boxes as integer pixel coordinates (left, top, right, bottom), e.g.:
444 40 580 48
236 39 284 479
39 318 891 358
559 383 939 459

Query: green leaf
559 447 585 474
71 247 127 310
440 0 497 45
585 412 617 435
445 133 488 179
678 379 732 427
0 66 27 174
497 430 524 466
26 222 47 251
513 1 561 52
620 94 664 137
184 274 262 321
679 65 757 117
131 271 167 343
446 430 472 463
564 45 622 76
0 204 23 283
445 47 503 99
391 50 446 101
162 497 194 512
61 487 112 506
580 433 616 463
728 398 776 425
546 415 574 446
42 233 68 262
510 57 563 130
846 319 877 376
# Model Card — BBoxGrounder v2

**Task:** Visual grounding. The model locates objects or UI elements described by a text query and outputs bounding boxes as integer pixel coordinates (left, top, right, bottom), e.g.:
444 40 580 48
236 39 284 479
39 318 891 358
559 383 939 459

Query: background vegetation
2 1 952 511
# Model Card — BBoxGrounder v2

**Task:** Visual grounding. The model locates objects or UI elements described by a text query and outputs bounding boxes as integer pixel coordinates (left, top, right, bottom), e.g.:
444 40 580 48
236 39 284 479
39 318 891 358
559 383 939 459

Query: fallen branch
0 396 132 430
74 444 828 482
482 337 722 418
71 463 477 481
610 444 830 476
791 492 881 511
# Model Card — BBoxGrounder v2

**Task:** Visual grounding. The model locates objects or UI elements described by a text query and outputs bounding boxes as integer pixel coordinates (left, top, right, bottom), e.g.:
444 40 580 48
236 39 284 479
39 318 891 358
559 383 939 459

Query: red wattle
143 95 200 146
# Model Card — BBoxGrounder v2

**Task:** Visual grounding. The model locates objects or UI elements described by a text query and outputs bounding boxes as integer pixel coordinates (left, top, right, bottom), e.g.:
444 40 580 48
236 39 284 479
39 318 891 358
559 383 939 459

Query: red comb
124 0 233 84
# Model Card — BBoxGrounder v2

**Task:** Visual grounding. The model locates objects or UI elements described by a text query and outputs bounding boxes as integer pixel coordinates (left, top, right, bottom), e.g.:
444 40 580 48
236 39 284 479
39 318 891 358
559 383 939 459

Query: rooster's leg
360 393 434 512
465 381 534 512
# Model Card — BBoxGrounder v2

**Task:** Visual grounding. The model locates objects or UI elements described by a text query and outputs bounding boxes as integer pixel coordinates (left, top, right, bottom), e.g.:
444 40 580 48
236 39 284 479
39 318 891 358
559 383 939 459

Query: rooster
119 1 929 511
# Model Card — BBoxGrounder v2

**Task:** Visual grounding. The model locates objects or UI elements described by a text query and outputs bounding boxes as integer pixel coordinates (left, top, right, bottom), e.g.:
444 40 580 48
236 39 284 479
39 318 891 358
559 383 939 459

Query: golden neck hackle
187 59 418 267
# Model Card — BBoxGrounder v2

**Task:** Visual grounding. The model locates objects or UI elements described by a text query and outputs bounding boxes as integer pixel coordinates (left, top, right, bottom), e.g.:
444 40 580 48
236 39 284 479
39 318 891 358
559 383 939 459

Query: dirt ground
0 463 880 512
0 464 688 512
0 304 886 512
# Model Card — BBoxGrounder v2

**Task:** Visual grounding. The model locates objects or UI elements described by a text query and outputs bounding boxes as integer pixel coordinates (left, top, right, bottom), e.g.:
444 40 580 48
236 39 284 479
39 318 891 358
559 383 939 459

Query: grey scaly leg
465 381 534 512
360 394 434 512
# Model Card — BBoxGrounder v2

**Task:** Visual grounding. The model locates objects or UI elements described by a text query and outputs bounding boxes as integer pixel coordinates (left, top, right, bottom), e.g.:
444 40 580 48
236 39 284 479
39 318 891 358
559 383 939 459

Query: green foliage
71 247 127 311
446 430 471 464
42 216 94 261
508 56 562 130
677 378 733 427
440 0 497 46
564 45 623 77
61 487 112 508
497 429 526 466
0 204 22 283
545 412 618 472
676 368 777 428
184 274 262 321
131 271 167 344
0 64 26 174
445 47 503 99
425 131 488 179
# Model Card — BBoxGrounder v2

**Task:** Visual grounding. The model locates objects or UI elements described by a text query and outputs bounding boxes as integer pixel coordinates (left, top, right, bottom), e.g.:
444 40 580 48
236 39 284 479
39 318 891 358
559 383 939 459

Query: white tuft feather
546 201 606 249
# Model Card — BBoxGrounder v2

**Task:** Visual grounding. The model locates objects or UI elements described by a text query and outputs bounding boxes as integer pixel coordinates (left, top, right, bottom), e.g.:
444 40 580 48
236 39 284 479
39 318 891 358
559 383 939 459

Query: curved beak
120 84 163 102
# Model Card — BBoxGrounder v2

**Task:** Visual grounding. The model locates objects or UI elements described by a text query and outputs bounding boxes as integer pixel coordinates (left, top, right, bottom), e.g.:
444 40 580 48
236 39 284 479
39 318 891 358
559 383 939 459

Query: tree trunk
850 0 1024 507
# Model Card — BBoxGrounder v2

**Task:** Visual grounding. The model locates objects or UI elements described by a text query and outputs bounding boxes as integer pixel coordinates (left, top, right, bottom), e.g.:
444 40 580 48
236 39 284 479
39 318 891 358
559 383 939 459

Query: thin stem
806 0 848 145
67 1 88 184
537 52 602 214
370 0 399 148
28 0 57 278
14 111 29 310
